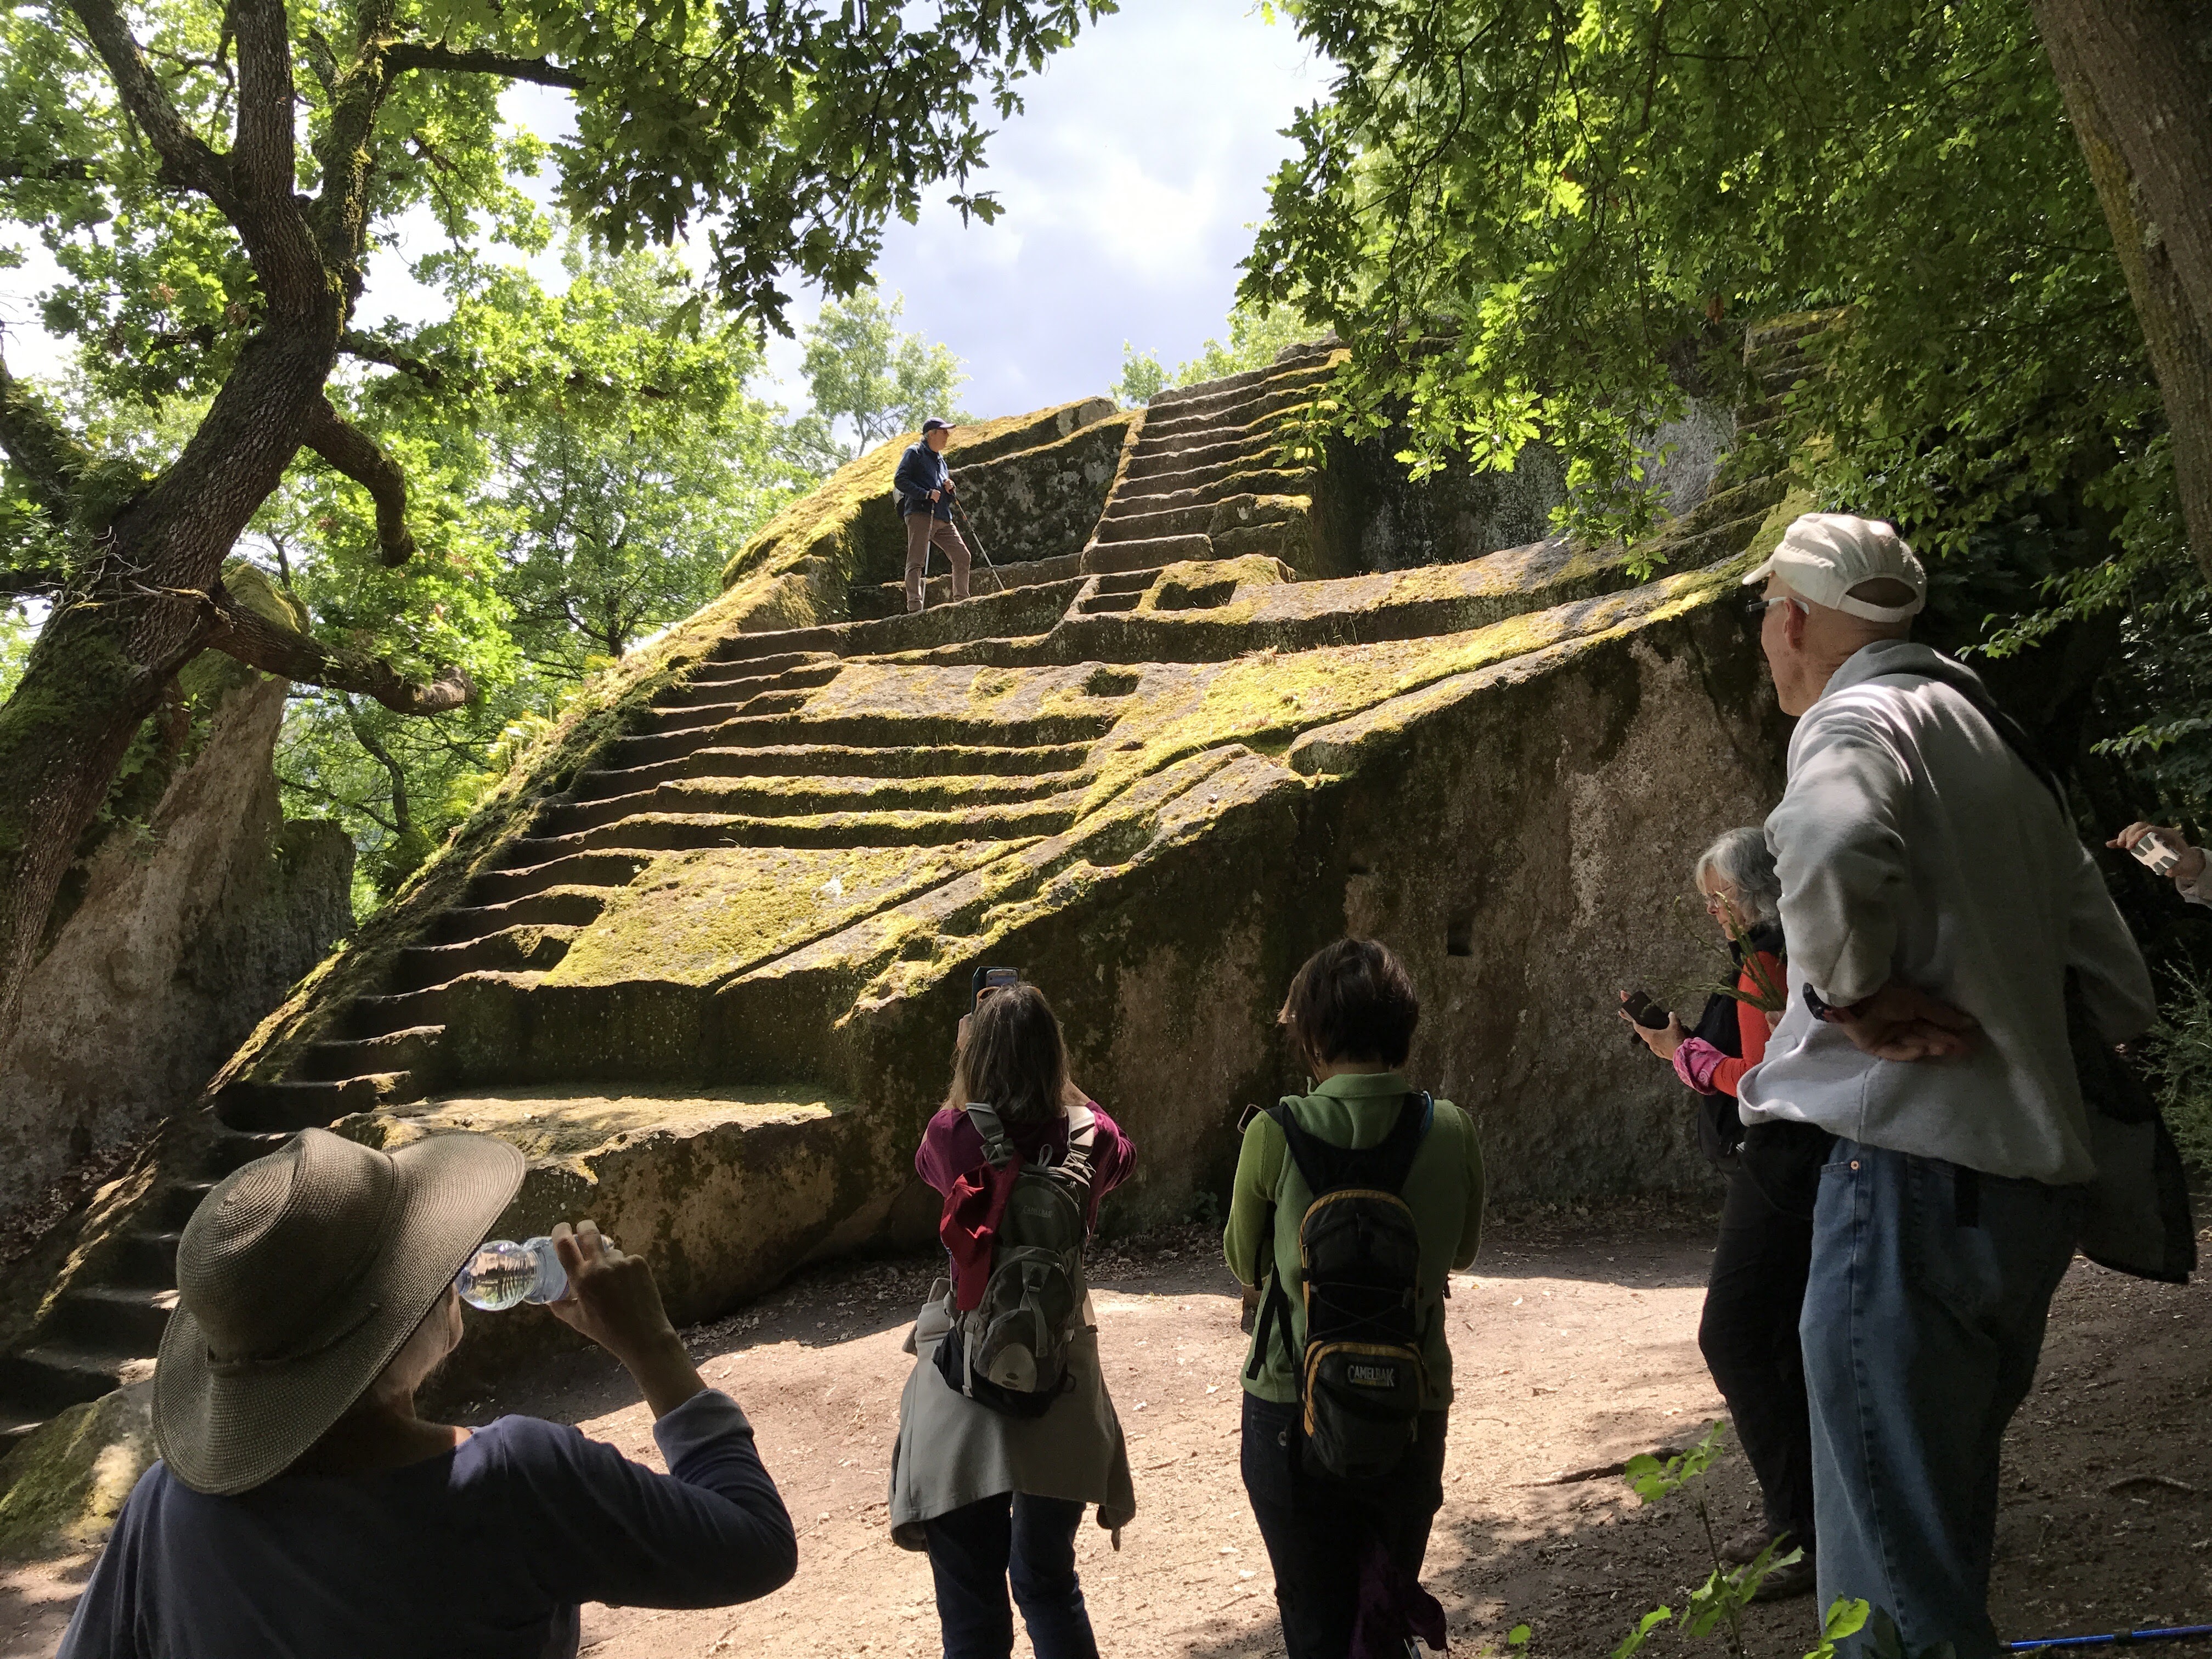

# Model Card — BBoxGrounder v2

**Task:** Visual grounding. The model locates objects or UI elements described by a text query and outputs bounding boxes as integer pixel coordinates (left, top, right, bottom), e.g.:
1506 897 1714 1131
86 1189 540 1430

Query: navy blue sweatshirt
57 1389 795 1659
893 440 955 521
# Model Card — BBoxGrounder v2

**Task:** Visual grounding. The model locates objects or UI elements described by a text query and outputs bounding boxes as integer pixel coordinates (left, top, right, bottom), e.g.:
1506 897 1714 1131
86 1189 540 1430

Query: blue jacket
893 441 955 521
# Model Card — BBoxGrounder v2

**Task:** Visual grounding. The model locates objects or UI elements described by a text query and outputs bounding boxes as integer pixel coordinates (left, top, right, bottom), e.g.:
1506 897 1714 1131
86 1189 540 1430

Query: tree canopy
798 289 971 461
0 0 1113 1026
1245 0 2209 826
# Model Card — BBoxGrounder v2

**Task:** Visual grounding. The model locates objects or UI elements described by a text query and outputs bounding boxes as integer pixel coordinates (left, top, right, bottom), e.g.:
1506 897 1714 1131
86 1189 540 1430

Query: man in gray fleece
1735 514 2154 1659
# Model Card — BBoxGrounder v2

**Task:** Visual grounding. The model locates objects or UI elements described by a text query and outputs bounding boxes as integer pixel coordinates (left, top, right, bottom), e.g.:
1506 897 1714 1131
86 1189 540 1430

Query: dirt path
6 1204 2209 1657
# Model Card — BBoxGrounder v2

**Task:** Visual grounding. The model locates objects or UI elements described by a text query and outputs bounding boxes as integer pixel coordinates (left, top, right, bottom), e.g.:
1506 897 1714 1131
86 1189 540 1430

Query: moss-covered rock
0 1384 153 1558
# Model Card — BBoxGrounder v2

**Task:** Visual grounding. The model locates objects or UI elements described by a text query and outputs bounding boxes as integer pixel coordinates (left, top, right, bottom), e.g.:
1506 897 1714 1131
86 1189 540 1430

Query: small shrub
2143 962 2212 1171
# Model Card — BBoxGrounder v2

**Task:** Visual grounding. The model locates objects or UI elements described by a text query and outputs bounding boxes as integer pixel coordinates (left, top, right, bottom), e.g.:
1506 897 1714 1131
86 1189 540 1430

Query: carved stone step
1077 532 1211 567
111 1228 182 1289
0 1343 145 1437
577 742 1096 799
155 1180 218 1229
1093 501 1216 543
301 1024 447 1080
534 770 1093 838
217 1073 421 1131
657 660 842 709
52 1284 177 1353
432 889 608 943
467 851 652 906
611 709 1118 767
394 928 574 992
1125 431 1277 478
1111 466 1305 515
503 795 1088 860
1077 590 1144 615
208 1126 300 1174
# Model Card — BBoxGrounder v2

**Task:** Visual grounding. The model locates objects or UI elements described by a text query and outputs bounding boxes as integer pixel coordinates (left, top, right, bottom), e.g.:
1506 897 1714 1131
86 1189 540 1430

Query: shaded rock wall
0 675 353 1223
1317 399 1737 573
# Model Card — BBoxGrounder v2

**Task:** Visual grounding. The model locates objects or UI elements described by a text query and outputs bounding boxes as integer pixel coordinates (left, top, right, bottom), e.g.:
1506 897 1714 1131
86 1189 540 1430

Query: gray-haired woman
58 1128 798 1658
1620 827 1827 1601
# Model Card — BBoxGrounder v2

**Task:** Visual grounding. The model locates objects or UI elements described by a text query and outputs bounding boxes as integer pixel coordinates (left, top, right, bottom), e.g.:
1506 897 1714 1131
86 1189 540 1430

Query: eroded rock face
0 675 353 1224
4 328 1821 1424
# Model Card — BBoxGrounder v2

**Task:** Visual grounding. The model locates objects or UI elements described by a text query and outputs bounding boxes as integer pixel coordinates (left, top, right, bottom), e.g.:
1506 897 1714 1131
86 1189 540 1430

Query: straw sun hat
154 1127 524 1496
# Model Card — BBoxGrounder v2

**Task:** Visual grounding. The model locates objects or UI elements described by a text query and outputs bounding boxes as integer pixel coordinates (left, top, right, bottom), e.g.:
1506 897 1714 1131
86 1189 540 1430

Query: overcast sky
0 3 1334 420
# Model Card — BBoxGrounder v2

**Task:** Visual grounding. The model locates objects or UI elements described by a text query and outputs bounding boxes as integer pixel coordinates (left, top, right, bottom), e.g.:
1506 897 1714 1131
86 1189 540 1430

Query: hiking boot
1751 1554 1818 1602
1720 1525 1776 1566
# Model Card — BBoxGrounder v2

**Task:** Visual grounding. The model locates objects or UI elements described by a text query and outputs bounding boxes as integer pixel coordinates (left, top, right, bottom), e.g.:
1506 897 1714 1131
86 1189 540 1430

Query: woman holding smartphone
888 979 1136 1659
1621 827 1825 1599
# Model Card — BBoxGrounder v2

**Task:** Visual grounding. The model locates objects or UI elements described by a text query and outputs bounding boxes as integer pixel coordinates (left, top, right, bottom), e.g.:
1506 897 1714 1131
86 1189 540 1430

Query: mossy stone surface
0 1384 153 1559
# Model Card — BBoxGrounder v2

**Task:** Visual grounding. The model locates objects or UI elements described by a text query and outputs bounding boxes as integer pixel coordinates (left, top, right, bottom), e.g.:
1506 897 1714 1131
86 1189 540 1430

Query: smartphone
971 966 1020 1011
1621 990 1669 1029
2131 831 2183 878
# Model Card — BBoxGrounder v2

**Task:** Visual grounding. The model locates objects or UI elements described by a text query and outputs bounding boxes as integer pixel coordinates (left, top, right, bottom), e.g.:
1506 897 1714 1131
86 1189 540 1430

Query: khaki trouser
904 513 970 612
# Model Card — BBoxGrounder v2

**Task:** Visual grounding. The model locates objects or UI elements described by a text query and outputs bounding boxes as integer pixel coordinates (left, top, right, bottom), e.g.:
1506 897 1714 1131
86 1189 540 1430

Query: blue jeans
1802 1141 2084 1659
922 1493 1097 1659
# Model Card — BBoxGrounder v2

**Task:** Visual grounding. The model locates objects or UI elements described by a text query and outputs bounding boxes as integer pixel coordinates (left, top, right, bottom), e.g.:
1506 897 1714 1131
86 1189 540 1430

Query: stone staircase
846 343 1341 620
0 332 1811 1453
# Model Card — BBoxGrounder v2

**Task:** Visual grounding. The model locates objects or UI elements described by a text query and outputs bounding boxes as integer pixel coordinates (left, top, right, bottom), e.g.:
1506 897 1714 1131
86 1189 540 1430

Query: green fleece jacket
1221 1070 1485 1408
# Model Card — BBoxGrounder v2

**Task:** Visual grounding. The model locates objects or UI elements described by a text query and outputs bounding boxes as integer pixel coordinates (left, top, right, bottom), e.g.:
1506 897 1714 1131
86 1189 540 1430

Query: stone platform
0 326 1826 1447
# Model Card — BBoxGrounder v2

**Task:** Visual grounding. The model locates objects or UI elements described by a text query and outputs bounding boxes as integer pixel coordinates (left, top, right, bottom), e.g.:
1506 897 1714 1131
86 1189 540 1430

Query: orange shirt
1710 950 1784 1099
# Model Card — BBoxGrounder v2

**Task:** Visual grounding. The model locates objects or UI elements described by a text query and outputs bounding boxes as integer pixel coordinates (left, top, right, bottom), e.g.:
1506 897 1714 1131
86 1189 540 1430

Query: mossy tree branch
0 347 94 522
301 397 416 566
202 585 473 714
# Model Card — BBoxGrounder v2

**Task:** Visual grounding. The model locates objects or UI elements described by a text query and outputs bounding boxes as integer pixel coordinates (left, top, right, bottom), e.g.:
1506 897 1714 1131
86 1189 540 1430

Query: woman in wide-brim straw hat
58 1127 798 1659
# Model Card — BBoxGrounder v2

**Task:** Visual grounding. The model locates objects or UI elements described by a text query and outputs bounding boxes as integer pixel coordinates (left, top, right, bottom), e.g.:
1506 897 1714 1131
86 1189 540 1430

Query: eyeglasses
1700 891 1735 913
1743 596 1805 625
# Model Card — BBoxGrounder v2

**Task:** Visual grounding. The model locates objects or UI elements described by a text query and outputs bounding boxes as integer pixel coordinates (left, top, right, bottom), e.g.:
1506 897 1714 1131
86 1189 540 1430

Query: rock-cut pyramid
0 329 1817 1430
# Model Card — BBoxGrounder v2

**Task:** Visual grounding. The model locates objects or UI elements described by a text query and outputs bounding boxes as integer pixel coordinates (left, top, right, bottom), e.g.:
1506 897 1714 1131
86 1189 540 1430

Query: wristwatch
1803 982 1867 1023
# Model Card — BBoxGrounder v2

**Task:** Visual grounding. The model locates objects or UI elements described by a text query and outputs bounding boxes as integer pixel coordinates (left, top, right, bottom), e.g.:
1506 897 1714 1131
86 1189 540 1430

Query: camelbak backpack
1247 1092 1434 1481
934 1102 1098 1418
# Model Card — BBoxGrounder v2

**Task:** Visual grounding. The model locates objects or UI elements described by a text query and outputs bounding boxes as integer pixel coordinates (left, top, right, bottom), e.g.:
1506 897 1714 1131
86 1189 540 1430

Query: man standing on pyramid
895 417 971 613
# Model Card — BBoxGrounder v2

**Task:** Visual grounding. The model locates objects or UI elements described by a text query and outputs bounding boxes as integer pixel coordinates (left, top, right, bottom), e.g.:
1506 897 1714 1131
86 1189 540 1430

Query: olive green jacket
1221 1070 1485 1408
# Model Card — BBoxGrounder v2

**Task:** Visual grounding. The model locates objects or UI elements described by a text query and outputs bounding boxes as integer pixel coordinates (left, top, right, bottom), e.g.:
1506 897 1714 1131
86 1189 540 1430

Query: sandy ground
5 1201 2209 1657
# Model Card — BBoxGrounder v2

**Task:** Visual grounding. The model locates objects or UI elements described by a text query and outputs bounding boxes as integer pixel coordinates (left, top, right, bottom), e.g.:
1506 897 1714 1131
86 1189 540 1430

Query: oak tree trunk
2032 0 2212 583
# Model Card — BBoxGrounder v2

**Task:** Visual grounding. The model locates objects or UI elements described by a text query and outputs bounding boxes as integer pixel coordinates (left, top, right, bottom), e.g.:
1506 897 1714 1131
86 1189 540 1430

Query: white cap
1741 512 1926 623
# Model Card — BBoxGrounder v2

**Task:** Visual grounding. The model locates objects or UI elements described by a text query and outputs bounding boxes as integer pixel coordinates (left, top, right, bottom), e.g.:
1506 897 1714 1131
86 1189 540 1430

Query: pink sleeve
915 1107 978 1196
1672 1037 1727 1094
1086 1104 1136 1198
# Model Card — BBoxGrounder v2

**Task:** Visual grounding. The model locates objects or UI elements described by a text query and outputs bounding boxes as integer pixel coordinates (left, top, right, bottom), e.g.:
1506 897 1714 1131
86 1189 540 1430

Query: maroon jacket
916 1103 1136 1308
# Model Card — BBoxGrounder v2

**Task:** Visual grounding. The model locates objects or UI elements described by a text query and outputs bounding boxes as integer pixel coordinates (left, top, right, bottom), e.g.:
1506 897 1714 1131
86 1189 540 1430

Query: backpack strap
1274 1091 1433 1198
963 1102 1017 1169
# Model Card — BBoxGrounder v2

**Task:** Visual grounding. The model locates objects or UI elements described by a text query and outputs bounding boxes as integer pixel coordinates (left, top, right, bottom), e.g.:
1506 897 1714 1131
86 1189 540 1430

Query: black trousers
1698 1121 1828 1549
1240 1393 1448 1659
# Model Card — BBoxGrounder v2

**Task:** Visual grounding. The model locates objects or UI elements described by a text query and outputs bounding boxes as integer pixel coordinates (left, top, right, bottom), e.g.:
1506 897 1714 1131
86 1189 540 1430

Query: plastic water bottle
456 1237 568 1311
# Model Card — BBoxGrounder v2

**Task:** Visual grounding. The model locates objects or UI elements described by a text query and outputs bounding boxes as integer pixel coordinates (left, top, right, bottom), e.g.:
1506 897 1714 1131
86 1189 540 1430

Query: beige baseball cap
1742 512 1926 623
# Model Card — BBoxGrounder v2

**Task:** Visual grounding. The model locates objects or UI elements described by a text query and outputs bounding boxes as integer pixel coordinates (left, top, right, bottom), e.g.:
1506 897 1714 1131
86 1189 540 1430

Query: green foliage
799 290 970 459
1114 301 1310 405
1244 0 2175 589
1113 345 1170 409
261 246 827 903
1617 1421 1799 1659
2143 961 2212 1173
0 606 36 703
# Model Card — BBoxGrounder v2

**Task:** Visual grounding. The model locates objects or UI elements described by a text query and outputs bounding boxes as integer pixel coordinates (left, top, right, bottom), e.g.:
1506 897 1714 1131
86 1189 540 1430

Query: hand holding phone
1620 990 1668 1029
971 965 1020 1012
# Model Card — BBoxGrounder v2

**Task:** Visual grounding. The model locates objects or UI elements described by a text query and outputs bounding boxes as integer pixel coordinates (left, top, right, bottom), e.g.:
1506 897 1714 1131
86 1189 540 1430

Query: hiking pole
2007 1625 2212 1651
949 494 1009 594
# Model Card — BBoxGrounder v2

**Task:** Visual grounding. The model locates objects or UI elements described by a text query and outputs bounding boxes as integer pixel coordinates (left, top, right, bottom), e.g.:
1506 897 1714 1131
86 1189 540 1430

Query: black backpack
1246 1092 1434 1481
